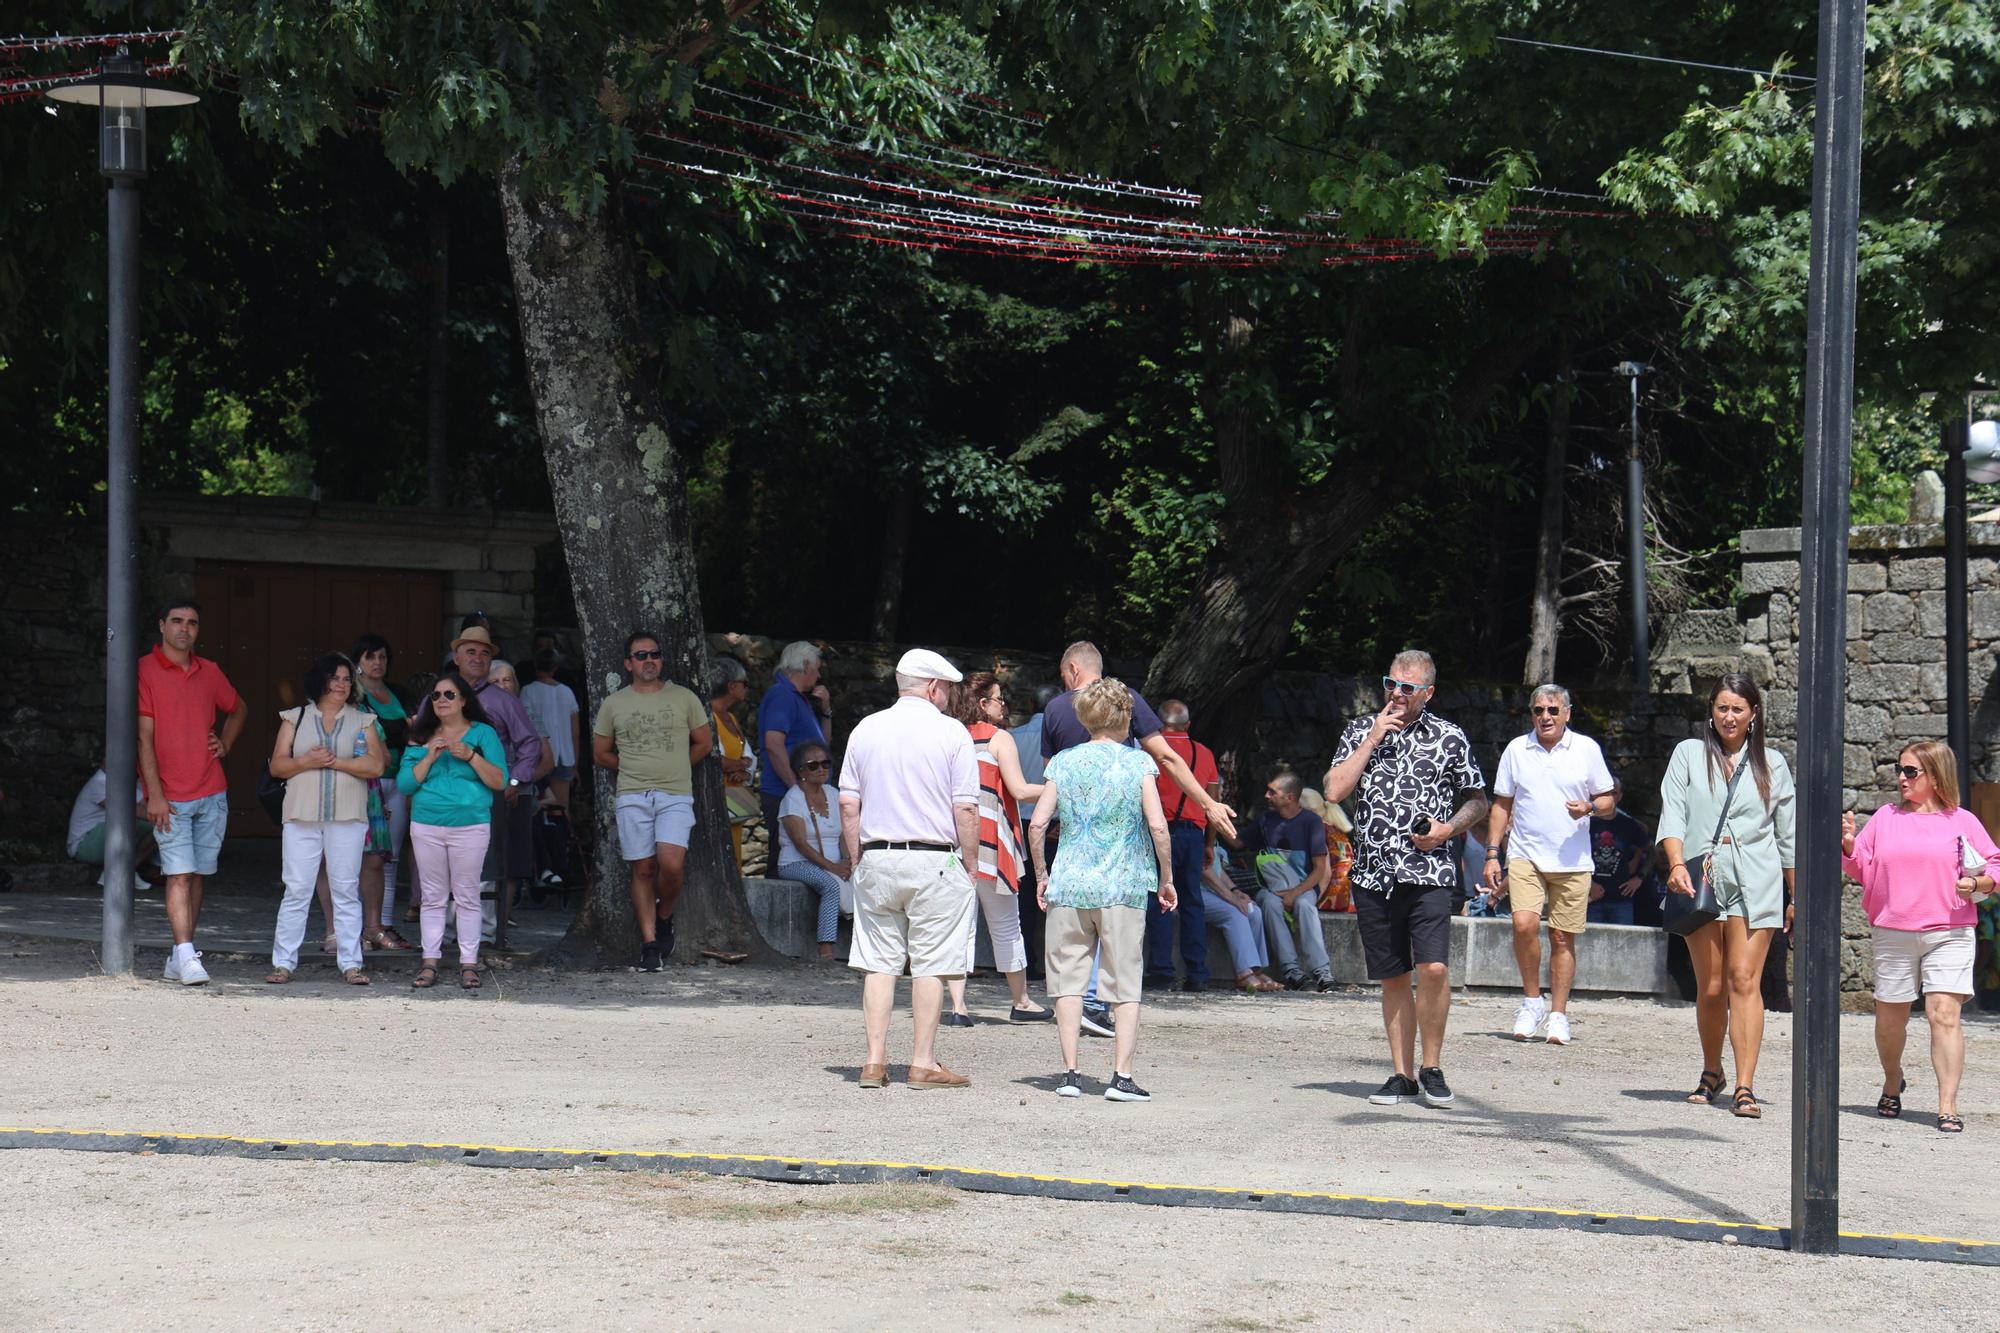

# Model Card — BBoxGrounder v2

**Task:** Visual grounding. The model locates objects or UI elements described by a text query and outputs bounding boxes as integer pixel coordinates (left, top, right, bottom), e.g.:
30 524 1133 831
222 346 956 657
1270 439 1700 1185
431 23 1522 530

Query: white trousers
275 820 367 973
962 877 1029 975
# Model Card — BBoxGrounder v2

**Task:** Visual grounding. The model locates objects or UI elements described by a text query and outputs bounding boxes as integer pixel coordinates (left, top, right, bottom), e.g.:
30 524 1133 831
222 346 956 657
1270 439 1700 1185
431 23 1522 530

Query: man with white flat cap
839 648 981 1090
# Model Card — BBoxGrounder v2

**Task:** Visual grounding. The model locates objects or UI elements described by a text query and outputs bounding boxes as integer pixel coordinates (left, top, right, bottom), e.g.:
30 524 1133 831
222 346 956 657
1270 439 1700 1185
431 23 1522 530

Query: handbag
1663 751 1750 938
256 706 308 825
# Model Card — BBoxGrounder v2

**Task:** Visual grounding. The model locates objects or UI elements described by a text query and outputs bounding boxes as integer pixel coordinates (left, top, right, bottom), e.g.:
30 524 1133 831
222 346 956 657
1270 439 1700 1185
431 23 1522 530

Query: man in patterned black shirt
1325 649 1488 1109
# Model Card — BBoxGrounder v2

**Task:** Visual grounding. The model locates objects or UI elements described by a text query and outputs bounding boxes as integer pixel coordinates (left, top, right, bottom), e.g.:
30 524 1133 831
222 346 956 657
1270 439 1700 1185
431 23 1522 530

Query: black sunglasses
1531 705 1562 717
430 689 459 702
800 759 831 771
1896 764 1923 780
629 649 663 661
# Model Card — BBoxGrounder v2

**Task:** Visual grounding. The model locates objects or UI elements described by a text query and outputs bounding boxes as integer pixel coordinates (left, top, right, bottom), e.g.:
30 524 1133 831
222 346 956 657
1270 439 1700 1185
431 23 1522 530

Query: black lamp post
1945 411 2000 789
1613 361 1652 689
46 48 200 977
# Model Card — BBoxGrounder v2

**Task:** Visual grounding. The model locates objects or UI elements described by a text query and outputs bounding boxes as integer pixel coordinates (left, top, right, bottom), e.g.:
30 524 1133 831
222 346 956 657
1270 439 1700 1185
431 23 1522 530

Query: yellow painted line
2 1125 1993 1251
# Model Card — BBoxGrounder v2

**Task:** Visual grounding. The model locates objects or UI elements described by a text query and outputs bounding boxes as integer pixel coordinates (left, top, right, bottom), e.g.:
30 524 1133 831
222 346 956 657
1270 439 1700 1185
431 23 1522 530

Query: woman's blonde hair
1901 739 1960 810
1074 677 1133 736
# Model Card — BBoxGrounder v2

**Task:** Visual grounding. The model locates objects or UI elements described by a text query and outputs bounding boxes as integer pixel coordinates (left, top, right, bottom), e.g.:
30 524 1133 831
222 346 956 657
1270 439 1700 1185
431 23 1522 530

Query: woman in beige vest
267 654 384 984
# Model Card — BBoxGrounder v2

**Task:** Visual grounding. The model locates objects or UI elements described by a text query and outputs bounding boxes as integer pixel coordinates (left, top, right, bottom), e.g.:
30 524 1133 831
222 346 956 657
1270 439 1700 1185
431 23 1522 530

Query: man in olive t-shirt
592 631 714 971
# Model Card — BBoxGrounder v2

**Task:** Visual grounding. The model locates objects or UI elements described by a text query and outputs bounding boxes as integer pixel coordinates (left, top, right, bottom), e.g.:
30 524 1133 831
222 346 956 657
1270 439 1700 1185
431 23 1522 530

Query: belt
861 840 954 853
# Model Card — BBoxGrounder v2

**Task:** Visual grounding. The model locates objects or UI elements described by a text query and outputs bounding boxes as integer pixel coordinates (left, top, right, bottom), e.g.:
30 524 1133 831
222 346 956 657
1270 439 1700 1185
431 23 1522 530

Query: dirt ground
3 933 1997 1328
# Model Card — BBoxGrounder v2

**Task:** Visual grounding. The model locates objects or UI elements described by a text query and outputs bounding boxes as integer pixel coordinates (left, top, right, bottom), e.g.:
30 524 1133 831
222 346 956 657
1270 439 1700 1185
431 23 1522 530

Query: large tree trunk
498 160 764 966
424 187 451 507
1522 342 1572 684
870 473 915 640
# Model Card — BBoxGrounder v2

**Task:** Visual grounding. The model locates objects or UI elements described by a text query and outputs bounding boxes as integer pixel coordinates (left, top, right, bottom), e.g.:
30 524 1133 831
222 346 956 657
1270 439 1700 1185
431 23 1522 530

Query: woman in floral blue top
1028 678 1177 1102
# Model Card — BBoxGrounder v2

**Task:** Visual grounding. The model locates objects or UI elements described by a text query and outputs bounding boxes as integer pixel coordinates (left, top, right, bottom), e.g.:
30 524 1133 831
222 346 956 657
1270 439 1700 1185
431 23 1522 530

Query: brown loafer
907 1062 970 1090
858 1064 889 1089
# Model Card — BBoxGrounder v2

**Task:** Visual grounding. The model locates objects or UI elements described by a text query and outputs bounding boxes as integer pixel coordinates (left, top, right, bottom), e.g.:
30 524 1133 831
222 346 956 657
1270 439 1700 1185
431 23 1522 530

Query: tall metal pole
1791 0 1867 1256
1945 418 1972 787
1625 371 1650 688
102 177 142 976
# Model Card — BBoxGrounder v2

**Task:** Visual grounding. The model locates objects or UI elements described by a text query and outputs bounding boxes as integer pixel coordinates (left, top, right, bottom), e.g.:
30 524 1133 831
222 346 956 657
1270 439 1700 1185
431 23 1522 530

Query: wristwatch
509 778 520 791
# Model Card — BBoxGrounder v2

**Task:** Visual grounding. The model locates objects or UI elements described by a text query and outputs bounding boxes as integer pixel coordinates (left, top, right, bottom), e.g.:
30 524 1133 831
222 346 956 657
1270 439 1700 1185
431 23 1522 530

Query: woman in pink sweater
1841 740 1999 1133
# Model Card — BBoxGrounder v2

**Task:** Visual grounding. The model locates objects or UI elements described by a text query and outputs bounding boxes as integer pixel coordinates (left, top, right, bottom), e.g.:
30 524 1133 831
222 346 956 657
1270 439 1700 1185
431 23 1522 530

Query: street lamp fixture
45 47 199 977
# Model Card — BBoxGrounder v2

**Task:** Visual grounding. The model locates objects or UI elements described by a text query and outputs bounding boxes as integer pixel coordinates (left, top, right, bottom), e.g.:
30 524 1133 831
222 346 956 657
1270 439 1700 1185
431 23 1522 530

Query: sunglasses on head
1531 705 1562 717
1382 677 1427 696
629 649 663 661
431 689 459 702
1896 764 1923 781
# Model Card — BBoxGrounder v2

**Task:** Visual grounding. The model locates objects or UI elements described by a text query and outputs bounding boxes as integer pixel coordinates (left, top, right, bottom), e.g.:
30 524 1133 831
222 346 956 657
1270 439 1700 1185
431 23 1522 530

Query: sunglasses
1896 765 1923 781
430 689 459 702
1382 677 1428 696
800 760 831 771
1531 705 1563 717
629 650 663 661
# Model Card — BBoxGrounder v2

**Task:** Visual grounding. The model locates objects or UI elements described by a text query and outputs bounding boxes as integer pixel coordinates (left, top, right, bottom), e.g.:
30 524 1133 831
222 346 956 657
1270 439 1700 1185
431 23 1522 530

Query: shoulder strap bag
257 706 308 826
1663 751 1750 938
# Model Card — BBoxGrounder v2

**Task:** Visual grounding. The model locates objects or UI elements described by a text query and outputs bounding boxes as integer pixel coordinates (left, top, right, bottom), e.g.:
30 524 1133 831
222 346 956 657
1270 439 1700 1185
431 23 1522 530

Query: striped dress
968 721 1023 892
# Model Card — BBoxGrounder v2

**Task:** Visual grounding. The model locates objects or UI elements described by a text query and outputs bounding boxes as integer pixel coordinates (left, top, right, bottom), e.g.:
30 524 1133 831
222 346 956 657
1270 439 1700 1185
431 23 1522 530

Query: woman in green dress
1657 673 1797 1119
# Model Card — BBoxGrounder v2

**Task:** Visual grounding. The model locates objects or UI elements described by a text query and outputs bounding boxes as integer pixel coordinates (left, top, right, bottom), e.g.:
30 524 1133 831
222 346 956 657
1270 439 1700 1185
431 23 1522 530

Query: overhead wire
1493 34 1813 85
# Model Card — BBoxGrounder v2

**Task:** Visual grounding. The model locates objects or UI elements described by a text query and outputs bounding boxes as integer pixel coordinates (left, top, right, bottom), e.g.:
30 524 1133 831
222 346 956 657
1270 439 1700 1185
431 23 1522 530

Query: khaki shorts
848 849 976 979
1045 904 1146 1005
1871 925 1975 1003
1507 860 1592 936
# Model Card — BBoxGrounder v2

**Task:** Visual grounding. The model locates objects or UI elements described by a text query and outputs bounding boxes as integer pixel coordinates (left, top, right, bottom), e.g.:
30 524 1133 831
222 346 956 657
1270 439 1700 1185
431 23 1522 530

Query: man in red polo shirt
138 599 247 986
1143 698 1219 992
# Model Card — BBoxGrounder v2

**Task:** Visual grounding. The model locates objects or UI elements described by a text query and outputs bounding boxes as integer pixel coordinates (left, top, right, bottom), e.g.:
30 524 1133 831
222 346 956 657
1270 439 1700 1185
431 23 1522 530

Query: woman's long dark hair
406 672 492 747
1703 672 1773 808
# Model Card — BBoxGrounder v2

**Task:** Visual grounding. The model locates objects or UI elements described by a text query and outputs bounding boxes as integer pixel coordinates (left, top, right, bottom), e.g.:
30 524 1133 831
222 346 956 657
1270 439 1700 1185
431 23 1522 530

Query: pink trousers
410 822 488 966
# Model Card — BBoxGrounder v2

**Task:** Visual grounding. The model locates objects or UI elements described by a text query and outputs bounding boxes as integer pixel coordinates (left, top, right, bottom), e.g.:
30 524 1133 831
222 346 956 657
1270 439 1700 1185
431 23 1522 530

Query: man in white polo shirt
838 648 981 1091
1482 684 1616 1045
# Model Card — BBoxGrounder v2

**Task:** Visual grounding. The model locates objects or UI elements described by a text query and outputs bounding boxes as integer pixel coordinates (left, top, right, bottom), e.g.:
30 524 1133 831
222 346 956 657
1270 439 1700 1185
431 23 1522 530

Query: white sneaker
132 873 153 893
162 953 182 982
1545 1011 1572 1045
179 952 210 986
1512 996 1547 1041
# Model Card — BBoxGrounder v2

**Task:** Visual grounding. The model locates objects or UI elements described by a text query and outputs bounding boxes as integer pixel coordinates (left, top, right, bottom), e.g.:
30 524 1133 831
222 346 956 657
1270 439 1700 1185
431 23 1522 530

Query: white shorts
615 791 696 861
1871 925 1975 1003
849 849 976 979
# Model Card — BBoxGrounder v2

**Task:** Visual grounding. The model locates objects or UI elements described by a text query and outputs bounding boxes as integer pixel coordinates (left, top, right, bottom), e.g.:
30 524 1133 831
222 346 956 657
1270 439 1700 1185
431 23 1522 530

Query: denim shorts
615 791 696 860
156 791 228 876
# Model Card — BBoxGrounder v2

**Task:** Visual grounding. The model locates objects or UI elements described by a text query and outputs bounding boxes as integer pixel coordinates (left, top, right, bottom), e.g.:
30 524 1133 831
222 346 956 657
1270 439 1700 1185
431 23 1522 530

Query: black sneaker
659 914 677 960
1056 1070 1084 1098
1314 972 1334 992
1283 972 1307 991
1418 1066 1455 1107
1079 1009 1115 1038
1368 1074 1420 1105
638 941 662 973
1180 978 1207 993
1104 1073 1151 1102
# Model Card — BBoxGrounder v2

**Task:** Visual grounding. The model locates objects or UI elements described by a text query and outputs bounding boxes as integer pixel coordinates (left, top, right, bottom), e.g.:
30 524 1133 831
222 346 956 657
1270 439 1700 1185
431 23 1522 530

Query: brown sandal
264 969 291 985
411 964 440 989
366 929 414 952
460 967 482 989
343 968 372 986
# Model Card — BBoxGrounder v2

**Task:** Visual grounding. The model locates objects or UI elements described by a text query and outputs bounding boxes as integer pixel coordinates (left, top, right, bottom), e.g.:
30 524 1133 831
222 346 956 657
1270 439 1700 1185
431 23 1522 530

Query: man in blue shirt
1224 772 1333 990
757 641 830 875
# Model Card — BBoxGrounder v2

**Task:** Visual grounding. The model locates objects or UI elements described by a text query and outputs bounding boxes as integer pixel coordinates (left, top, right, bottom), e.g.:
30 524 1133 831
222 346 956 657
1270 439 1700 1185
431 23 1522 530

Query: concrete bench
745 878 1671 995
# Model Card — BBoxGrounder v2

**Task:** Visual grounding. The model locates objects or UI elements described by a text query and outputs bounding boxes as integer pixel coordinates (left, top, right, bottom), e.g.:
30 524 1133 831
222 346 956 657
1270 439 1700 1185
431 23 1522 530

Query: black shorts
1354 882 1454 981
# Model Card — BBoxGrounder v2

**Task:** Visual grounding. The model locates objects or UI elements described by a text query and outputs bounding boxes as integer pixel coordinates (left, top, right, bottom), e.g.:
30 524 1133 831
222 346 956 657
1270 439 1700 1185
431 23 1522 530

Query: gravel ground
3 933 1997 1327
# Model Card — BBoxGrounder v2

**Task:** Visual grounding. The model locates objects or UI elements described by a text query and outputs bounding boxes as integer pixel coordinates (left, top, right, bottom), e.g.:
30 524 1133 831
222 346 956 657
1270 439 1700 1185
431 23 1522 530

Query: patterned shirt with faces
1330 709 1487 894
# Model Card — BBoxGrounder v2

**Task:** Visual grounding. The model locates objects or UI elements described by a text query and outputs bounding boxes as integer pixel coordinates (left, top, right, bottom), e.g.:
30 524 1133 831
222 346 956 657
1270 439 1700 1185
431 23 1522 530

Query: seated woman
777 741 848 961
1200 845 1284 991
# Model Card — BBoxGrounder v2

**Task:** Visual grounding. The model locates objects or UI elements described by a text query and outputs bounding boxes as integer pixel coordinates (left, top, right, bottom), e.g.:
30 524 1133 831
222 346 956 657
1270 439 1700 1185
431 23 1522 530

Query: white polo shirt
838 696 978 846
1493 729 1615 873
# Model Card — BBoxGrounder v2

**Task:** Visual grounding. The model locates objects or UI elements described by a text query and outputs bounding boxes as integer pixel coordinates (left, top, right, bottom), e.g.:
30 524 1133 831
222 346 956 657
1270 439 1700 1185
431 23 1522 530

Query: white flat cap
895 648 963 683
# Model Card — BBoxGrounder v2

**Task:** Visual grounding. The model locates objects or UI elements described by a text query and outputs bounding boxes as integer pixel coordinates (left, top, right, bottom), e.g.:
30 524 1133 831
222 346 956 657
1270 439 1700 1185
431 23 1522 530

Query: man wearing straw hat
451 625 543 942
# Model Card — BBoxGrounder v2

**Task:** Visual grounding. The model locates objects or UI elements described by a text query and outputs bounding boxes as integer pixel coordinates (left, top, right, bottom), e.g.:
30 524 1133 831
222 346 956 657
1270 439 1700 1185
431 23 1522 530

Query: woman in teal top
1028 678 1176 1103
397 672 507 989
1657 673 1797 1120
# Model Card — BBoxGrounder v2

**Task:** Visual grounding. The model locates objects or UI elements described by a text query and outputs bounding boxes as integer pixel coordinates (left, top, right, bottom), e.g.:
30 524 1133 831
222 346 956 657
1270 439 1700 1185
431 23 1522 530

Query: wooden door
194 562 445 836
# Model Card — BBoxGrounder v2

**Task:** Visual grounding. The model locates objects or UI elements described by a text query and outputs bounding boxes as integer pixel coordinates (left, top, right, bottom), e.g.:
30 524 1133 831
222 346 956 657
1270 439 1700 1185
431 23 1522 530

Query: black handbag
257 706 308 825
1663 751 1749 938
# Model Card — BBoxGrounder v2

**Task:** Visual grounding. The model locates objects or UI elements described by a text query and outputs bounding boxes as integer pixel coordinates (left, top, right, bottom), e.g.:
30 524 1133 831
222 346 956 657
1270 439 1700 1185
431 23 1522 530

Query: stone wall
1651 519 2000 990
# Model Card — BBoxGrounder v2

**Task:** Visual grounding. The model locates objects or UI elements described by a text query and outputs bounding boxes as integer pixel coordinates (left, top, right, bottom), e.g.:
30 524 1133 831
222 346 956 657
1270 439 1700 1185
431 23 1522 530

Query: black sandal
1878 1075 1907 1119
1732 1086 1762 1119
1938 1113 1964 1134
1688 1070 1726 1105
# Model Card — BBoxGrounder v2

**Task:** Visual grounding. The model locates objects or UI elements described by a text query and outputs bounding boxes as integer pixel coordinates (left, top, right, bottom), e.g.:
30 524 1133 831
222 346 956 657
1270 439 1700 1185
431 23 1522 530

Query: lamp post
46 48 199 976
1945 411 2000 789
1613 361 1652 689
